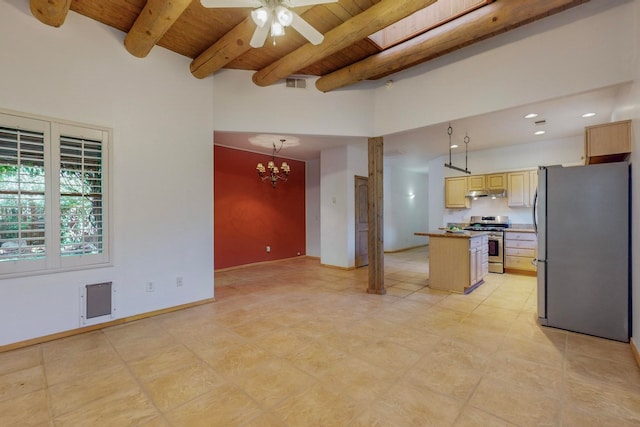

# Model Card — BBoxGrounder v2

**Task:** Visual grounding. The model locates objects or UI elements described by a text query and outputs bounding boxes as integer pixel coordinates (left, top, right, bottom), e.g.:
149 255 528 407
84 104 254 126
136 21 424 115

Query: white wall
383 165 429 251
320 146 349 267
319 143 368 268
0 4 214 346
305 158 321 257
372 0 636 136
211 70 374 137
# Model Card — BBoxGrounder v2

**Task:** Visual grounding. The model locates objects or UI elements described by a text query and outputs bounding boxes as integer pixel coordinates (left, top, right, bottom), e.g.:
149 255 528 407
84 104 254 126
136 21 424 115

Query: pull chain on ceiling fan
200 0 337 48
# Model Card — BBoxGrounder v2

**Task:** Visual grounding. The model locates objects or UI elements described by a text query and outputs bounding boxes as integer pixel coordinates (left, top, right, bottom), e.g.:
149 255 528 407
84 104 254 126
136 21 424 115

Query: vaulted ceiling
29 0 588 92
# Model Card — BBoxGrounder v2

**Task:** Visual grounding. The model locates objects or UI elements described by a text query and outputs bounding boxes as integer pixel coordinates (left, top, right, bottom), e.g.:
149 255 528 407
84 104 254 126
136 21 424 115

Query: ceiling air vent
286 77 307 89
534 120 547 125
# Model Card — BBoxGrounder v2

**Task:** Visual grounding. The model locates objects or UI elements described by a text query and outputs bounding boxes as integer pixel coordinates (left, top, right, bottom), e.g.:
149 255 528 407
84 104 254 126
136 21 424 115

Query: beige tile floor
2 246 639 426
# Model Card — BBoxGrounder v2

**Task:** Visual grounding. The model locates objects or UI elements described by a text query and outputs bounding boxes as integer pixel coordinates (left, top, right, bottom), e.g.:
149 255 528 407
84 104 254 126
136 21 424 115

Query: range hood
466 190 489 198
466 188 506 198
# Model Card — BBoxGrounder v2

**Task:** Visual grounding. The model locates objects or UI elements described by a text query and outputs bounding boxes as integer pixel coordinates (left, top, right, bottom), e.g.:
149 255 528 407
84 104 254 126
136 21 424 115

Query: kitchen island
415 231 489 294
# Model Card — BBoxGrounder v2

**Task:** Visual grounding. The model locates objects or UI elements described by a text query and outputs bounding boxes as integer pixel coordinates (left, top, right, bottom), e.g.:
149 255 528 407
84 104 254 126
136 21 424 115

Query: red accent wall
214 145 306 269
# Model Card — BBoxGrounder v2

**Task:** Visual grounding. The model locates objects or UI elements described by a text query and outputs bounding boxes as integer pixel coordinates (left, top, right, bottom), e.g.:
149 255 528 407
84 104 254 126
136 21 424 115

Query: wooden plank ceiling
29 0 589 92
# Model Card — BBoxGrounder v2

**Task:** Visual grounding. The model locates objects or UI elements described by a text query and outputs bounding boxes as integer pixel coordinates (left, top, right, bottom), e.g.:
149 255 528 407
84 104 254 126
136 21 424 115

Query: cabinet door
481 235 489 277
445 177 470 209
475 249 484 282
487 173 507 190
529 170 538 206
469 247 478 287
507 172 530 207
467 175 486 191
585 120 632 158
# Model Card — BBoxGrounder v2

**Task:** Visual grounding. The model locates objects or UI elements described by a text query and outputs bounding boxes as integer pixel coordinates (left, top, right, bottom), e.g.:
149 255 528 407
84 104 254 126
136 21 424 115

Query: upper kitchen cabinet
467 175 486 192
584 120 632 164
445 176 470 209
486 173 507 190
507 171 532 207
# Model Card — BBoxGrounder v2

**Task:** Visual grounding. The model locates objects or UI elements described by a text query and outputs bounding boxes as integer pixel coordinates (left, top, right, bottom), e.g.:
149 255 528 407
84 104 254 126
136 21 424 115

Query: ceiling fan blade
200 0 262 8
286 0 338 6
250 23 270 48
290 12 324 45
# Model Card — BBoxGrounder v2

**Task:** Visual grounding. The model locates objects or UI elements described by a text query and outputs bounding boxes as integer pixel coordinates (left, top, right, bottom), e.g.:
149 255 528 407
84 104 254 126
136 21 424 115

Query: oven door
488 237 502 262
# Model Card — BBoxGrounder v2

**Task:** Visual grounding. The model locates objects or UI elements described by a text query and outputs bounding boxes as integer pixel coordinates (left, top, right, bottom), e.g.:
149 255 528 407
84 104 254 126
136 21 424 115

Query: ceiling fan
200 0 337 48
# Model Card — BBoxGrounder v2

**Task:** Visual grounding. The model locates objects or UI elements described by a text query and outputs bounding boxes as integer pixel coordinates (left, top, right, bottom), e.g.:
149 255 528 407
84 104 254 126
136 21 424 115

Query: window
368 0 493 50
0 111 111 277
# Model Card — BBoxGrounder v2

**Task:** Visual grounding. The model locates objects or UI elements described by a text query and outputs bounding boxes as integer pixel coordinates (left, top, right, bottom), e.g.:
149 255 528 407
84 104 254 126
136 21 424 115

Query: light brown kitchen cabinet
469 246 479 287
445 176 470 209
428 233 487 293
470 234 489 285
507 171 530 207
481 234 489 276
584 120 632 164
486 173 507 190
467 175 486 192
504 231 537 275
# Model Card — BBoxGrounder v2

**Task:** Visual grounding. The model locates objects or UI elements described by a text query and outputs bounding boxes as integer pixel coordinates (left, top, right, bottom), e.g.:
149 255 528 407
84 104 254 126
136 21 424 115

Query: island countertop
414 231 490 239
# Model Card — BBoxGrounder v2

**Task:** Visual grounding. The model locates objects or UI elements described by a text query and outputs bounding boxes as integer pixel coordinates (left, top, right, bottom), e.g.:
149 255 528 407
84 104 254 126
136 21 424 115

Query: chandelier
256 139 291 188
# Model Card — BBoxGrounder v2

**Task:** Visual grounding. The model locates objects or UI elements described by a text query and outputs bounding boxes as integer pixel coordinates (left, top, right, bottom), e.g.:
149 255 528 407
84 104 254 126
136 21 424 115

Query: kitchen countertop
505 228 536 233
415 231 490 239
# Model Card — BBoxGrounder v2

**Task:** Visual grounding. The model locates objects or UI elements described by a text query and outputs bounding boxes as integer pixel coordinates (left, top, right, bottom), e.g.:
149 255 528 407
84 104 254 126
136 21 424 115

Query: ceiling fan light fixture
251 7 270 27
271 21 285 37
275 6 293 26
201 0 333 48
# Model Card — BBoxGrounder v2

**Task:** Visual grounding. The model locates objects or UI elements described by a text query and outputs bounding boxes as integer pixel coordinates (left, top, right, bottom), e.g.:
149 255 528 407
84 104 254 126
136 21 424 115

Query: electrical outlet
176 276 183 287
146 282 154 292
266 246 271 253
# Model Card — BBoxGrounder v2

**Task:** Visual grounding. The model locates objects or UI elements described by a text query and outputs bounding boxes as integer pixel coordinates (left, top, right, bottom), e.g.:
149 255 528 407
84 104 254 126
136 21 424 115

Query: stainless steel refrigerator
535 162 630 342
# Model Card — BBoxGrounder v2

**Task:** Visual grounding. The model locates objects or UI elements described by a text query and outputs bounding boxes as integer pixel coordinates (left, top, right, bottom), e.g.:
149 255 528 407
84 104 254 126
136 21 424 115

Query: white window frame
0 109 112 278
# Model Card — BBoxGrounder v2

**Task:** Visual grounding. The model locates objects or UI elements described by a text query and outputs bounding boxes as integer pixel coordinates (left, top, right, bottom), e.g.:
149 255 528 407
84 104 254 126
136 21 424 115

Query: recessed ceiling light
581 112 596 118
450 144 459 149
534 130 546 136
525 113 539 119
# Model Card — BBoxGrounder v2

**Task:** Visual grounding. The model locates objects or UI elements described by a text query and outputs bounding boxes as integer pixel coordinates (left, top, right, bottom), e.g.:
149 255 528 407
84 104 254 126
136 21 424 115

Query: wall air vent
80 282 115 326
285 77 307 89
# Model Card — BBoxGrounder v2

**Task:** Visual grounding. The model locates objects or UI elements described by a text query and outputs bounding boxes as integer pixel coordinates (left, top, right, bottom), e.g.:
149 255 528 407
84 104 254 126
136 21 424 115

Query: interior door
355 176 369 267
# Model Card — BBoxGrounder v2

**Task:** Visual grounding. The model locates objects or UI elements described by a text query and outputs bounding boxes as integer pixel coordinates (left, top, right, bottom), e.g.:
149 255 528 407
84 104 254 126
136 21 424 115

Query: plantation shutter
0 126 47 261
59 135 103 257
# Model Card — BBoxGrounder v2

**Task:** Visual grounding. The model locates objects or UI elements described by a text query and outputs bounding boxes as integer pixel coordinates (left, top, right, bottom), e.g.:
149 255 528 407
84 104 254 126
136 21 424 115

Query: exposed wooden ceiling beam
316 0 590 92
124 0 193 58
30 0 72 27
190 17 255 79
251 0 438 87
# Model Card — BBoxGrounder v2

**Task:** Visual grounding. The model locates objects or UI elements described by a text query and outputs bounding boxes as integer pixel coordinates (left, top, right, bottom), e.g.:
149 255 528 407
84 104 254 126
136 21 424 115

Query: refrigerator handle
532 189 538 234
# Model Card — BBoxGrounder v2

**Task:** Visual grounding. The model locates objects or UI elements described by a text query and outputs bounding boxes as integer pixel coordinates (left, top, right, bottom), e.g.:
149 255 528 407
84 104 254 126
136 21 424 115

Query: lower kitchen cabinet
427 233 488 293
504 230 537 275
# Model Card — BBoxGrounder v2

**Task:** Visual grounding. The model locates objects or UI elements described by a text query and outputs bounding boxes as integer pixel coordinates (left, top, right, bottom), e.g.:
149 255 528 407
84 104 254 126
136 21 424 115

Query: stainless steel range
465 216 509 274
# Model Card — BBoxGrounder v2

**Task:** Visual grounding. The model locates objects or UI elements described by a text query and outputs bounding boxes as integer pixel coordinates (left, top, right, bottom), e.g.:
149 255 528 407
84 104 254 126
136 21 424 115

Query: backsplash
442 196 534 227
